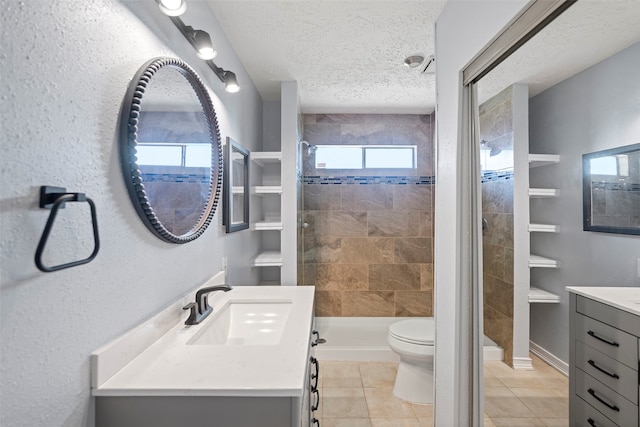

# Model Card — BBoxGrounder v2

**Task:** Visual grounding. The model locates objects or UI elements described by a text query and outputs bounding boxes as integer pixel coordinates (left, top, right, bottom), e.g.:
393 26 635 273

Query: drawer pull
311 388 320 411
311 330 326 347
310 356 319 390
587 388 620 412
587 359 619 379
587 418 597 427
587 330 619 347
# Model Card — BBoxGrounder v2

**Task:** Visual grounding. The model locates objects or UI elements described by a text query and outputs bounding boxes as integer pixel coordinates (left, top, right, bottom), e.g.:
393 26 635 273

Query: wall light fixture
159 2 240 93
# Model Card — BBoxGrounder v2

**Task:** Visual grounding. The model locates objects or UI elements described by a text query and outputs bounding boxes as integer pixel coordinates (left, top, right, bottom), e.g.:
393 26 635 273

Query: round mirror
120 57 222 243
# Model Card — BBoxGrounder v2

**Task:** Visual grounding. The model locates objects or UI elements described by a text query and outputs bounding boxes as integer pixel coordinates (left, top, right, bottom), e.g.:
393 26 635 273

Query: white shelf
528 188 559 198
528 223 560 233
251 151 282 166
231 186 245 195
529 254 560 268
528 154 560 168
528 287 561 303
253 251 283 267
252 221 283 231
253 186 283 195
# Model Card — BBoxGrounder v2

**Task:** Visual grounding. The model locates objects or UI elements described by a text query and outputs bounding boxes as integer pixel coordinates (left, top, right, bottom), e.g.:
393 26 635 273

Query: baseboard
512 357 533 370
529 340 569 377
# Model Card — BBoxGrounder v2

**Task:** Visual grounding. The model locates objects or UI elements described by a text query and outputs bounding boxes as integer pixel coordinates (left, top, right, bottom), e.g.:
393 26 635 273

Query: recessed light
404 55 425 68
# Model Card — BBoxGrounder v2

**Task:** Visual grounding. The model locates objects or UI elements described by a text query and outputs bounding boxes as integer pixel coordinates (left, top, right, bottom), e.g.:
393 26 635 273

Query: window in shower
314 145 417 169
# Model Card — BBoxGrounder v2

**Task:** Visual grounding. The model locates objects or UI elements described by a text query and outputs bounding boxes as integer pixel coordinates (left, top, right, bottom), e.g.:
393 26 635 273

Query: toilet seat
388 319 434 346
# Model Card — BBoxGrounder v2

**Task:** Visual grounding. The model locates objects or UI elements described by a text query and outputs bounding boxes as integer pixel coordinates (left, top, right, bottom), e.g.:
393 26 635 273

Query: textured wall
479 87 515 366
301 114 434 317
529 42 640 363
0 1 263 426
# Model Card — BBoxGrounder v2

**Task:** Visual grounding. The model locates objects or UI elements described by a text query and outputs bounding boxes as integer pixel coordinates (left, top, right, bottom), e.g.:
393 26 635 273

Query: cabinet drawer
572 396 619 427
575 369 638 427
576 341 638 404
575 313 638 369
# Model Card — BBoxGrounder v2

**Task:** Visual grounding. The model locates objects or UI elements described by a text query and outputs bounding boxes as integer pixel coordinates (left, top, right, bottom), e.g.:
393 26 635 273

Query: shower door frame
433 1 576 425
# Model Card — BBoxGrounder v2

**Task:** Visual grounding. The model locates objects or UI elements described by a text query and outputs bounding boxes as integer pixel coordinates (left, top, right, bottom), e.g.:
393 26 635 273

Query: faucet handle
183 302 198 325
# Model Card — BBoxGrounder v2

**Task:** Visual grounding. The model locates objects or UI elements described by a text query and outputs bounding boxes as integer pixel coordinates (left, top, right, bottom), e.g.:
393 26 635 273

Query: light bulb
157 0 187 16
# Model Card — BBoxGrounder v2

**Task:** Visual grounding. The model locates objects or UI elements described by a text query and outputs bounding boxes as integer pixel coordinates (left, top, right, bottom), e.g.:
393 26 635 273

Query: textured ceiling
478 0 640 104
206 0 640 114
206 0 445 114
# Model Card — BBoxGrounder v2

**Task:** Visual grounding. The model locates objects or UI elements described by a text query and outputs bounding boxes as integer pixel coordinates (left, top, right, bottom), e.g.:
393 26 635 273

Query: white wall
434 0 528 423
528 42 640 363
0 1 263 425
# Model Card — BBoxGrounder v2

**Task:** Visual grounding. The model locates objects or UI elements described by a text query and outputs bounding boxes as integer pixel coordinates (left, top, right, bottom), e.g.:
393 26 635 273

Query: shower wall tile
314 211 368 237
418 210 433 237
483 243 505 281
342 185 393 211
316 291 342 317
483 305 514 365
394 237 432 264
367 211 418 237
483 213 514 248
342 291 395 317
396 291 433 317
302 113 435 318
340 123 394 145
303 123 341 145
420 264 434 290
340 237 394 264
484 274 514 318
393 185 432 211
304 184 342 210
304 237 342 263
302 263 316 286
316 264 369 291
369 264 421 290
504 248 514 285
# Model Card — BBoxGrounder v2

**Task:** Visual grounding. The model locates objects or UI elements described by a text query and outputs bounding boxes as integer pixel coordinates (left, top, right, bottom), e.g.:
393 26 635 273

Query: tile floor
315 353 568 426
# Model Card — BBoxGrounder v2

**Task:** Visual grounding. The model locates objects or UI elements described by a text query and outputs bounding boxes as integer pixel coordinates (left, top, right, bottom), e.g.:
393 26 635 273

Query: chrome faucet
183 284 233 325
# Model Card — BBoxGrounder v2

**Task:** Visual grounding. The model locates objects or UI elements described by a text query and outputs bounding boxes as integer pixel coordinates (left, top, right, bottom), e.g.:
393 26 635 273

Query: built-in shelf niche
252 221 283 231
253 186 283 195
253 250 283 267
251 150 284 277
528 153 560 168
528 188 559 198
528 223 559 233
528 286 561 303
527 153 561 304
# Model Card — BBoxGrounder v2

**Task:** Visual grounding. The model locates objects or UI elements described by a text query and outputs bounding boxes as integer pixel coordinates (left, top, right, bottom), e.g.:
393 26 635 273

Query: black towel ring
35 186 100 273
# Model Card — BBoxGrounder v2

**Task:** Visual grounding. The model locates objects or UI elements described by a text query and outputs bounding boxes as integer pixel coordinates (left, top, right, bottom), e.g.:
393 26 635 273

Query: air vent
421 56 435 74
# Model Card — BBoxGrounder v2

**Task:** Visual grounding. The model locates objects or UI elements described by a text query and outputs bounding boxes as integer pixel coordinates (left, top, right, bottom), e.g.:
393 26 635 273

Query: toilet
387 318 434 405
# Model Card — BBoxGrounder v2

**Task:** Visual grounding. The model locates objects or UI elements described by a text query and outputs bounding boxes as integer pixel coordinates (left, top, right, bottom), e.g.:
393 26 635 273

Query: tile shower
300 114 435 318
480 87 516 366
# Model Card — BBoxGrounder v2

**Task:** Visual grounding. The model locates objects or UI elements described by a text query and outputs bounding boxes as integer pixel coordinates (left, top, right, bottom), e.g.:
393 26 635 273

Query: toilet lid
389 319 434 345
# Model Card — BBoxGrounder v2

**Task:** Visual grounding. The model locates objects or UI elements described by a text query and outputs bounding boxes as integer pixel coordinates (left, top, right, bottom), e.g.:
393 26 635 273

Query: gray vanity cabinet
96 330 321 427
569 293 640 427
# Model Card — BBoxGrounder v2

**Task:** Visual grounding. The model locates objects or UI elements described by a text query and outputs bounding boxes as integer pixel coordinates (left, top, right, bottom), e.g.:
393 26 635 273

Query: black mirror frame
119 57 223 243
583 143 640 236
223 137 250 233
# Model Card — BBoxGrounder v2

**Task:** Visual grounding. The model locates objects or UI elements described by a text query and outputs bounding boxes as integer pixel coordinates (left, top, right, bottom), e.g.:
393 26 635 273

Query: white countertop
566 286 640 316
92 285 315 397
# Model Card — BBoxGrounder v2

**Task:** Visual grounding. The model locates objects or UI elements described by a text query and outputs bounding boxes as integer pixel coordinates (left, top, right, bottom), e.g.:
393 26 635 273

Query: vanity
568 287 640 427
91 276 319 427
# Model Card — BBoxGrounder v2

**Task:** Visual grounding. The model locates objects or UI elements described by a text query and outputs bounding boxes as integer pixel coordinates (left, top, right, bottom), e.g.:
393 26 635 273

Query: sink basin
187 300 293 346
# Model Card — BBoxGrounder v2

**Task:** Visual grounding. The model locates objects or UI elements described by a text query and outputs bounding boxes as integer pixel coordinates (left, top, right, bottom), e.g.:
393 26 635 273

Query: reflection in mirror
583 143 640 235
223 137 249 233
120 57 222 243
